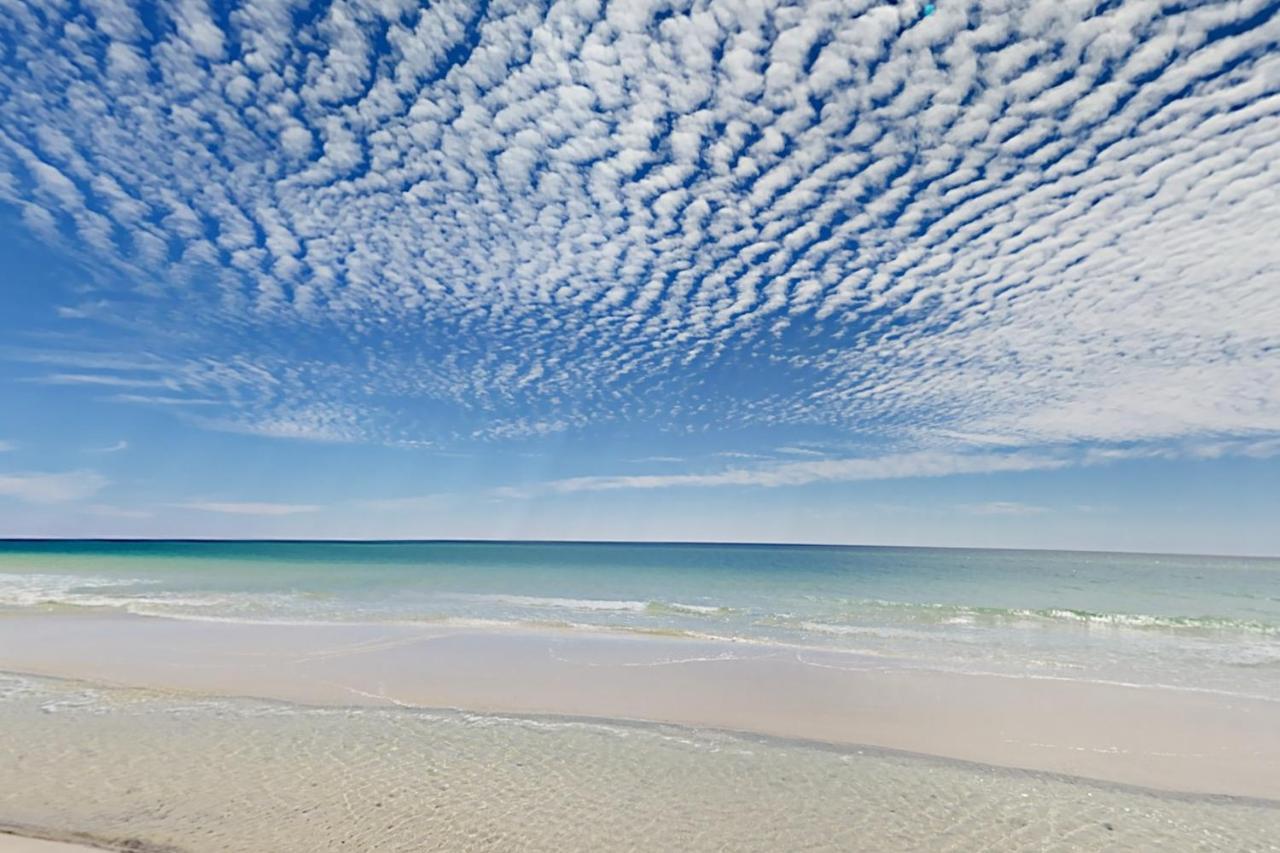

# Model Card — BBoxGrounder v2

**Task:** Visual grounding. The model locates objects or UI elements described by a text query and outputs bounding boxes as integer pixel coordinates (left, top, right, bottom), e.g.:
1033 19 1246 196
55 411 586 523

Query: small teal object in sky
924 3 936 14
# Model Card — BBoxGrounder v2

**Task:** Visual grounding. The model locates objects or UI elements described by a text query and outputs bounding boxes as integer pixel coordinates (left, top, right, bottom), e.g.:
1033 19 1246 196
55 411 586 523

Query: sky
1 0 1278 554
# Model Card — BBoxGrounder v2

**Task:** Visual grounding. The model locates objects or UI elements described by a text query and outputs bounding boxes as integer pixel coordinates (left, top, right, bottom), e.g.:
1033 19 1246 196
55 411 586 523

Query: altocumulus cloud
0 0 1277 469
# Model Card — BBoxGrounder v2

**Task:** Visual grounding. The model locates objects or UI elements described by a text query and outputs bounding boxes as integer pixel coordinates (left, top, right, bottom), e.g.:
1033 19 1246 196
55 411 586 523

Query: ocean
2 539 1277 701
3 540 1279 850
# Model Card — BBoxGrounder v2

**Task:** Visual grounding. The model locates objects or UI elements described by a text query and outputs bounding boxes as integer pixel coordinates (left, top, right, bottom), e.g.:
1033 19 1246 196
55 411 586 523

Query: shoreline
0 827 147 852
7 665 1280 812
2 611 1278 801
2 713 1277 853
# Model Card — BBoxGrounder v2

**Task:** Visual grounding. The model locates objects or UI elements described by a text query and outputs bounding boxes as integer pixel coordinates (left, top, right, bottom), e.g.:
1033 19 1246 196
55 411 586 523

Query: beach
0 836 102 853
1 541 1277 850
1 611 1278 800
4 0 1279 846
3 663 1279 852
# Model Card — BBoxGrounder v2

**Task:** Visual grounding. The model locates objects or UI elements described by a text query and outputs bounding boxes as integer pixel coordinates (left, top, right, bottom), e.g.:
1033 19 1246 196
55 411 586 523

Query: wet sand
0 610 1276 801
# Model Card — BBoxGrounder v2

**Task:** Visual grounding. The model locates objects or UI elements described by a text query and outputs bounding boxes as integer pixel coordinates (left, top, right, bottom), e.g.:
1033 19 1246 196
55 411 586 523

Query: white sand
0 833 101 852
0 611 1277 800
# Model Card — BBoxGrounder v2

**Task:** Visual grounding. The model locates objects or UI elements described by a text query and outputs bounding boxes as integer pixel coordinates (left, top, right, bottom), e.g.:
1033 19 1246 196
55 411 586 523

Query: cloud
356 494 449 512
0 470 108 503
0 0 1276 462
86 503 152 519
33 374 173 389
0 441 14 452
775 446 827 457
174 501 321 516
1079 436 1280 466
106 395 220 406
500 449 1069 498
505 436 1280 500
956 501 1049 516
194 411 362 443
87 440 129 453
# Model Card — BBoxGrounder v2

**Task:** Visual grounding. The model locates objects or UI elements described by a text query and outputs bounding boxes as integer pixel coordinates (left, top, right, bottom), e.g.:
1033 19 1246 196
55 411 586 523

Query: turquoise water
1 540 1278 699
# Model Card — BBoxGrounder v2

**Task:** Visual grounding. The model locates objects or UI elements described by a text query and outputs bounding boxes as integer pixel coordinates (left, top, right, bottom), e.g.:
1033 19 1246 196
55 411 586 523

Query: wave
0 573 308 621
992 606 1278 635
805 599 1280 637
443 593 734 618
445 594 650 612
4 574 1276 641
793 621 976 645
648 601 734 617
0 573 164 609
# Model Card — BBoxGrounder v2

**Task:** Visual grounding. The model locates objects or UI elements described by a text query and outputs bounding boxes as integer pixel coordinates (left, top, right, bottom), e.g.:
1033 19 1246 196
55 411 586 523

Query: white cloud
279 124 313 158
775 446 826 457
86 503 152 519
0 0 1276 461
87 440 129 453
193 403 365 443
0 470 108 503
0 441 15 452
34 373 173 389
107 395 220 406
505 436 1280 499
957 501 1049 517
174 501 322 516
501 449 1069 498
356 494 448 512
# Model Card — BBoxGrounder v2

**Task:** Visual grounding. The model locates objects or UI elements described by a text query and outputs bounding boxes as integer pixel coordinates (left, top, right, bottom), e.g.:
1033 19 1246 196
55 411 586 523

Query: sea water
1 540 1277 701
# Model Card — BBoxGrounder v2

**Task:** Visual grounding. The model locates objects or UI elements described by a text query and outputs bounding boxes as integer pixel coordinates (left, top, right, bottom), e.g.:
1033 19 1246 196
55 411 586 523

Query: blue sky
1 0 1278 554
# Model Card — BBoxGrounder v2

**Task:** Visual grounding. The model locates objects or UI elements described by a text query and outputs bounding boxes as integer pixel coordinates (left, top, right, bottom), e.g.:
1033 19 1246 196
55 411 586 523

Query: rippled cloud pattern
2 0 1278 459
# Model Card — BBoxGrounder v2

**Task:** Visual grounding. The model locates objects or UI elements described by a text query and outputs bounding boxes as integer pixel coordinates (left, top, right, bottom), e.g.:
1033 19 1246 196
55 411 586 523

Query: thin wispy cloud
0 470 108 503
86 504 153 520
33 374 174 389
356 495 449 512
957 502 1049 517
174 502 322 516
105 395 220 406
87 440 129 453
192 407 364 443
500 435 1280 501
499 450 1070 498
775 447 828 458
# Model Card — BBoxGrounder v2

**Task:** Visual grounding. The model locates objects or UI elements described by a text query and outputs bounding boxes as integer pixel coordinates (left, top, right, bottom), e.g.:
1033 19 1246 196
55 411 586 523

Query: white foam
0 573 309 622
457 594 651 612
665 602 726 615
0 572 152 608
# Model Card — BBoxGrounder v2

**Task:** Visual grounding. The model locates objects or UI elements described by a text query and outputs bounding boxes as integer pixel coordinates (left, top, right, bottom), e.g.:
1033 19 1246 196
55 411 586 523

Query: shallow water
1 673 1277 852
2 541 1278 700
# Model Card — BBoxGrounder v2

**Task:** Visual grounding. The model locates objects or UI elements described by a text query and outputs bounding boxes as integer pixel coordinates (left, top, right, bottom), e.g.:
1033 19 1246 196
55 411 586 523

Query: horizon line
0 537 1274 562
